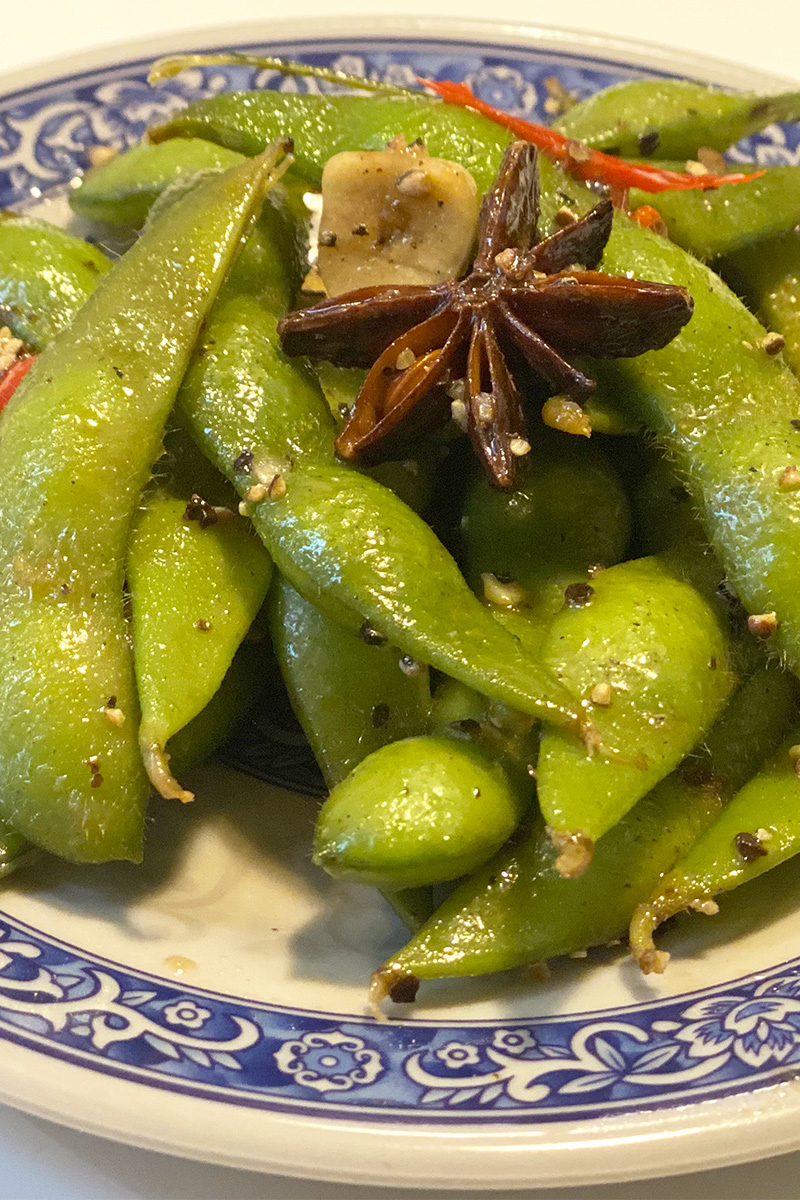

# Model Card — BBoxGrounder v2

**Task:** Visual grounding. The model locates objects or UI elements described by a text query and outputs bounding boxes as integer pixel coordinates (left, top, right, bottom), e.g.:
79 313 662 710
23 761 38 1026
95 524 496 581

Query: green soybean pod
268 573 430 787
0 212 110 348
631 725 800 974
315 734 531 892
374 662 797 998
630 167 800 261
0 145 287 862
71 139 246 226
724 229 800 376
128 485 273 802
460 428 631 619
149 91 512 195
555 79 800 158
537 555 737 873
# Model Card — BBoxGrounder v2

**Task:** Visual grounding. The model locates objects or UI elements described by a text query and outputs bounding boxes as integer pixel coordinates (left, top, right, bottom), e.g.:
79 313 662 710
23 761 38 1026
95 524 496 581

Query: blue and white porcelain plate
2 18 800 1189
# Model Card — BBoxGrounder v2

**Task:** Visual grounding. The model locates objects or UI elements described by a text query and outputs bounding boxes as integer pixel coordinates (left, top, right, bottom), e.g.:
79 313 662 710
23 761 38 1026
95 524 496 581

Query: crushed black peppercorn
233 447 254 474
359 620 388 646
564 581 594 607
183 493 219 529
389 974 420 1003
371 703 390 728
734 831 768 862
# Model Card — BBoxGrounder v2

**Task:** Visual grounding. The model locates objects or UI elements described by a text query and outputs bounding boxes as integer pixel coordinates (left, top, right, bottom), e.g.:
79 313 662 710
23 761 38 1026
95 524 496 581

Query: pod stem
546 827 593 878
629 888 720 974
368 964 420 1018
148 54 417 96
140 736 195 804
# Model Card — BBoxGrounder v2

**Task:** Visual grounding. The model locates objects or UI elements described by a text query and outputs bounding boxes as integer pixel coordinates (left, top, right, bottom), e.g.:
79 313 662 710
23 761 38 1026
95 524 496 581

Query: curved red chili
421 79 766 194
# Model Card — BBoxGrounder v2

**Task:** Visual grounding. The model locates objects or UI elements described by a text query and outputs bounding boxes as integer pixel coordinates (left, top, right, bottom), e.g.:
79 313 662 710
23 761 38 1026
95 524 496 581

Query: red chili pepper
420 79 766 194
632 204 669 234
0 355 34 413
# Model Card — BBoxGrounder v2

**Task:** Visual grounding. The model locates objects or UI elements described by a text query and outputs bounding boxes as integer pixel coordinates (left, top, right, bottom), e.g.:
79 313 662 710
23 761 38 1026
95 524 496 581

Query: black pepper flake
90 773 104 788
233 447 254 474
359 620 387 646
495 572 515 585
196 618 212 632
352 223 368 236
564 582 594 607
389 974 420 1004
111 365 124 379
371 702 390 728
791 419 800 431
638 131 660 156
183 494 218 529
318 230 337 247
107 695 117 708
735 831 768 862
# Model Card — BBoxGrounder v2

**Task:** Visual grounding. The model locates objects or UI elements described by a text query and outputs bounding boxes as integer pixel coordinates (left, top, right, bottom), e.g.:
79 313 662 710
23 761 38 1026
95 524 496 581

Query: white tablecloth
4 2 800 1196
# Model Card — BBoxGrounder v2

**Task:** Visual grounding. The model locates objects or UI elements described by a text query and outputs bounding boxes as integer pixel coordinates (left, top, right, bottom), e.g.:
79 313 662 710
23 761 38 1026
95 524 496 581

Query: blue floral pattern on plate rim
1 34 800 1125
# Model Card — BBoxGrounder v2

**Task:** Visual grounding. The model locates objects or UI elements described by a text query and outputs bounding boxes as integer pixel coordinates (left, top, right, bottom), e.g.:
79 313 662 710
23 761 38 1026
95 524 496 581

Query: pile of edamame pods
4 57 800 1008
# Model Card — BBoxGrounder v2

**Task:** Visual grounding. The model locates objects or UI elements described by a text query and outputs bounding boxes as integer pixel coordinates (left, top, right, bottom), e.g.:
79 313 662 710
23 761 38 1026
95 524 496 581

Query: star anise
278 142 693 488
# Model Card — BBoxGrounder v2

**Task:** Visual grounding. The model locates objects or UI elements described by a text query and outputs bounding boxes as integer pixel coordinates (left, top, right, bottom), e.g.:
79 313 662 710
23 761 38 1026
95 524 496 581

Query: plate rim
1 13 800 1189
0 11 795 102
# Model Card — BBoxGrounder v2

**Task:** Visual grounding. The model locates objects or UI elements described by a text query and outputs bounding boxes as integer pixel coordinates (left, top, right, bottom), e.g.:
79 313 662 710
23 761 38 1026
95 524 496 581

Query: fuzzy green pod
0 212 110 348
128 487 272 802
538 555 736 871
630 167 800 262
555 79 800 158
70 138 246 226
314 735 530 891
149 91 511 195
0 145 288 861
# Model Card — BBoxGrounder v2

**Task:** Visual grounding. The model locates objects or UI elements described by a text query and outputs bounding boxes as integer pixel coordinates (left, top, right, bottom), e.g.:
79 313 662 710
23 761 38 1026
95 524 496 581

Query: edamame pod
128 485 273 802
0 212 109 348
0 143 289 862
537 159 800 675
460 428 631 619
150 92 511 195
252 466 578 726
538 555 736 872
724 230 800 376
630 167 800 261
71 138 245 226
632 723 800 974
374 663 797 997
315 734 531 891
555 79 800 159
268 573 430 786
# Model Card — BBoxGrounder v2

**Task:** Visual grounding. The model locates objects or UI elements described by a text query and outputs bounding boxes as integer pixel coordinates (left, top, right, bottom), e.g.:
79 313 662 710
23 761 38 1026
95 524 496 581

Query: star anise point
278 142 693 488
